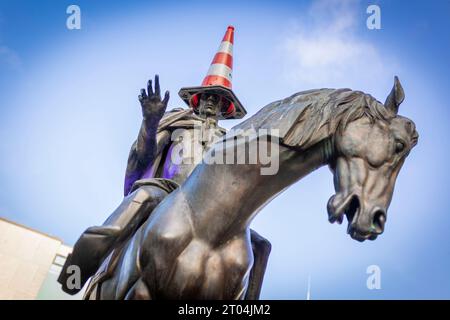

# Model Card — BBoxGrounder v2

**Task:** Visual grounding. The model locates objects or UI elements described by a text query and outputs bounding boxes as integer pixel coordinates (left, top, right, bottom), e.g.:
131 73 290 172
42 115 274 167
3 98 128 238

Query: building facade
0 217 84 300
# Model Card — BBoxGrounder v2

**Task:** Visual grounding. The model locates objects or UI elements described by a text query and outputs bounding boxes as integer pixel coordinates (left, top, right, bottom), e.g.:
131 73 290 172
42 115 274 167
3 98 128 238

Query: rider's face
197 94 225 117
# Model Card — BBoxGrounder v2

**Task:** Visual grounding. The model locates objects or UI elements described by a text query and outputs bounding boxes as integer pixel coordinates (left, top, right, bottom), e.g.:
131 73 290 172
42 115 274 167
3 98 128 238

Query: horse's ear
384 76 405 114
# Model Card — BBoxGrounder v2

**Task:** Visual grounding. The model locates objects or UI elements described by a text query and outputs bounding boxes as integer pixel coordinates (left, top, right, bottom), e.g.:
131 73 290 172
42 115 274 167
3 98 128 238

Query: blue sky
1 0 450 299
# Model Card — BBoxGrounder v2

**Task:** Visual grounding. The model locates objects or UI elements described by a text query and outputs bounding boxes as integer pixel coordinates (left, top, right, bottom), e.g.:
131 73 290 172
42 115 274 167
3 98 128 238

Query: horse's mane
231 88 394 150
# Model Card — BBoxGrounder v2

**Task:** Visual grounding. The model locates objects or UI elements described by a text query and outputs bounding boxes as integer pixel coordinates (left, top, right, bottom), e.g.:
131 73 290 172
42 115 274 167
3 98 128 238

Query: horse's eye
395 141 405 153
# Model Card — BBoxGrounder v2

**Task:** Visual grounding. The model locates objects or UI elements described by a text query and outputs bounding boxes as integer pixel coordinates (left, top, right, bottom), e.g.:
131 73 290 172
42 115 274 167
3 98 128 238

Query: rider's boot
58 225 121 294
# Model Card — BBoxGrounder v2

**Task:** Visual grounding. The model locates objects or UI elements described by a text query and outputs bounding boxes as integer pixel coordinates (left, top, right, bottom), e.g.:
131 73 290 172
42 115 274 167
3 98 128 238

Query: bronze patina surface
60 76 418 300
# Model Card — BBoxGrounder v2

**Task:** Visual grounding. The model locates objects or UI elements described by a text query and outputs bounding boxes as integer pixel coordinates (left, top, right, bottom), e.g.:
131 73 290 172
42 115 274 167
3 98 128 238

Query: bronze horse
83 77 418 299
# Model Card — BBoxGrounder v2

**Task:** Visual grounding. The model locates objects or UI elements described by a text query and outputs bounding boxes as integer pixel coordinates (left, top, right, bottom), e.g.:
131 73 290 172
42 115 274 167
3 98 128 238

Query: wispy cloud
282 0 396 90
0 45 22 70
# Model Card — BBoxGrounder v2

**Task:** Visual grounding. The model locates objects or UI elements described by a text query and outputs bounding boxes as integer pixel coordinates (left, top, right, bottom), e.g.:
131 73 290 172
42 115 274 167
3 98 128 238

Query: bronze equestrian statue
58 26 418 300
61 75 418 299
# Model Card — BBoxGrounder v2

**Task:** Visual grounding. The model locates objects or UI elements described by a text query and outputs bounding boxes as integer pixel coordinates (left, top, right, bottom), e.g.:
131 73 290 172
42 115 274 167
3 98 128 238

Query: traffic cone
178 26 246 120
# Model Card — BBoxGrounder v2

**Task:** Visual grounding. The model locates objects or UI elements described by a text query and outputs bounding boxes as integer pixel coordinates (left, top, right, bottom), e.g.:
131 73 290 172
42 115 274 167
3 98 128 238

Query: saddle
58 178 178 297
83 178 179 299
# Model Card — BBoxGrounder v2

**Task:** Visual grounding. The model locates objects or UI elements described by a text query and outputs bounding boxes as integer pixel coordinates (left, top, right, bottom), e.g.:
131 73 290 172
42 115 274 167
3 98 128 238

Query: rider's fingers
147 80 154 96
155 75 160 97
140 88 147 98
163 90 170 105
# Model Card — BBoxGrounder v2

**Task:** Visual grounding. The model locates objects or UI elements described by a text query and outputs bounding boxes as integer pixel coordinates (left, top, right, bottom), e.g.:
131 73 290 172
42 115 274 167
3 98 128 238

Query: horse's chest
167 235 253 299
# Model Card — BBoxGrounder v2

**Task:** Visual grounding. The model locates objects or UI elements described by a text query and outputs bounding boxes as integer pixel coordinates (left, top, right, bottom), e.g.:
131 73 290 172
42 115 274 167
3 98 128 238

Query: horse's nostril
372 210 386 234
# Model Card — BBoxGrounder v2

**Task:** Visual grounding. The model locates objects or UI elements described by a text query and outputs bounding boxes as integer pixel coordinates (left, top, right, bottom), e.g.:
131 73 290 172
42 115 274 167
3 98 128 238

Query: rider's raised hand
138 75 169 122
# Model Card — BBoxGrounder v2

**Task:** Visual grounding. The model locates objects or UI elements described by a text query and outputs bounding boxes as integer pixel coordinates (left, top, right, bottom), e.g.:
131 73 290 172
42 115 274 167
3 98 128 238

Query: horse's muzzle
327 193 387 242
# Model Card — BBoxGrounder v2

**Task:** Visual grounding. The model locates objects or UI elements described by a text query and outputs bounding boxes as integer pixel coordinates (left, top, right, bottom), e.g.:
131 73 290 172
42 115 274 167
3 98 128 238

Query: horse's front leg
244 229 272 300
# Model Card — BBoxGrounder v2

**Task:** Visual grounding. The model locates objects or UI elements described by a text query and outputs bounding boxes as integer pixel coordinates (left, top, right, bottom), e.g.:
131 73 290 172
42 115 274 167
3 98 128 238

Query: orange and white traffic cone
178 26 246 120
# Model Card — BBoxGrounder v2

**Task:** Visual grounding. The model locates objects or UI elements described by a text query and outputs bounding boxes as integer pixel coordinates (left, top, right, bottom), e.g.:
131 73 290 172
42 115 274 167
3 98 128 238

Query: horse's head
327 77 418 241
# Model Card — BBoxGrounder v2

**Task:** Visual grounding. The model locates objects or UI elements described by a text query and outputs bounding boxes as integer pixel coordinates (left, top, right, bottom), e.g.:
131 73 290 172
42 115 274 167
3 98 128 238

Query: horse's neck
180 138 331 245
